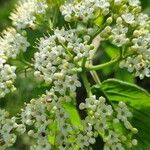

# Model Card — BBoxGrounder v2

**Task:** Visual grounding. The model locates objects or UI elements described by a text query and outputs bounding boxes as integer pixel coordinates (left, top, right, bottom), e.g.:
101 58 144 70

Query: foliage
0 0 149 150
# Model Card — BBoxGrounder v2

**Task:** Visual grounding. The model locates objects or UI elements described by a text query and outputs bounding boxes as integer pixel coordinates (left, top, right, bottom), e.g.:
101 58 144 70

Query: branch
86 56 120 71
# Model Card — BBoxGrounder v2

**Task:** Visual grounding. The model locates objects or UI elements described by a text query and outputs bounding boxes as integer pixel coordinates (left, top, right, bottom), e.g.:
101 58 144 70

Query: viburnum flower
10 0 48 29
0 27 30 59
0 64 16 98
1 0 149 149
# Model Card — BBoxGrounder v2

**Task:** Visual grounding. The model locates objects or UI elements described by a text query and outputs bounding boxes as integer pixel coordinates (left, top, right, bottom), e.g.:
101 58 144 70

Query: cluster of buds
80 96 138 150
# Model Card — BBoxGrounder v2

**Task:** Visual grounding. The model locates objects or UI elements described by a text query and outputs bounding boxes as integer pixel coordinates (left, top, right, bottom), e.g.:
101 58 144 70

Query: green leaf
105 45 119 58
93 79 150 150
94 16 104 26
115 68 135 83
48 121 57 145
63 102 83 130
98 44 119 76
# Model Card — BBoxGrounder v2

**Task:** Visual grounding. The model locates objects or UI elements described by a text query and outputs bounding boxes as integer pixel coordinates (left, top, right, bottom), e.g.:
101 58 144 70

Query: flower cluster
120 28 150 79
18 91 99 149
10 0 48 29
0 93 138 149
20 97 52 149
79 96 138 149
0 28 30 59
55 101 96 149
61 0 150 79
0 109 18 148
1 0 149 149
0 64 16 98
110 25 129 47
0 28 29 98
60 0 110 22
34 28 95 95
16 90 88 149
105 1 149 79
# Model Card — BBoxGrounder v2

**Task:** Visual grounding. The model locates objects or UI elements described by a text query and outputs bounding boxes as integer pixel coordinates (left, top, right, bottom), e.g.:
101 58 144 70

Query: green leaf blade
63 102 83 130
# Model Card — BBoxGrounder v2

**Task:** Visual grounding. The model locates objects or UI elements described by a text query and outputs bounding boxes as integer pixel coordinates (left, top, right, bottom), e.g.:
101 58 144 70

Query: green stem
81 72 92 97
89 24 106 44
82 58 87 68
19 52 34 68
61 43 73 58
90 70 101 84
89 56 101 84
21 59 34 68
86 56 120 71
81 58 92 97
86 24 106 84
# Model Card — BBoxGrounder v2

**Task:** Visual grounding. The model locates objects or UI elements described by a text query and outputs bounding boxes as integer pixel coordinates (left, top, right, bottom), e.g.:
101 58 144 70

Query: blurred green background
0 0 149 149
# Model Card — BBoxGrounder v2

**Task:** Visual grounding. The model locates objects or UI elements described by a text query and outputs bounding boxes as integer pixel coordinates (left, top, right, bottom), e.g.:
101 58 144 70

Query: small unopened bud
77 23 86 34
133 30 140 37
105 26 111 33
79 103 85 110
64 15 71 22
22 31 27 36
114 0 121 6
28 130 34 136
11 86 16 92
102 9 109 16
54 73 64 80
132 128 138 134
84 35 91 41
126 142 132 148
116 17 123 25
106 17 113 24
121 136 127 142
132 139 138 146
6 80 13 87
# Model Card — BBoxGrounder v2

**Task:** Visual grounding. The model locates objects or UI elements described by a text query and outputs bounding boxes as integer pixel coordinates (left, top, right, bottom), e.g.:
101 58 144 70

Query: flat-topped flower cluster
10 0 48 29
61 0 150 79
0 0 149 149
0 92 137 149
0 28 29 98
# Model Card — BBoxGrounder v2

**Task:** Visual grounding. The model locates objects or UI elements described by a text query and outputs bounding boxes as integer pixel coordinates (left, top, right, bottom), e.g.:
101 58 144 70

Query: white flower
79 96 113 132
60 0 110 22
76 134 90 147
34 28 97 94
111 25 129 47
114 0 122 6
105 130 120 145
120 28 150 79
129 0 140 6
10 0 48 29
79 96 137 149
0 57 6 68
0 28 30 59
122 13 135 24
116 101 132 123
0 109 18 147
132 139 138 146
20 96 53 149
0 64 16 98
136 13 149 26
